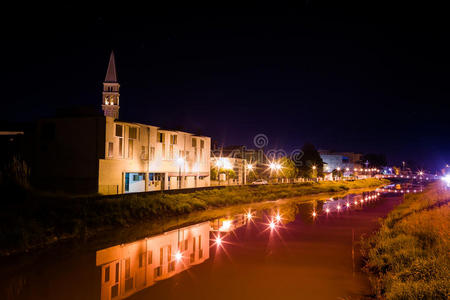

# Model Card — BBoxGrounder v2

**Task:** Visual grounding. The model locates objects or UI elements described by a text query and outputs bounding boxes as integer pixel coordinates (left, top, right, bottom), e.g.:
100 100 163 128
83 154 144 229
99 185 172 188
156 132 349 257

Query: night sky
1 3 449 170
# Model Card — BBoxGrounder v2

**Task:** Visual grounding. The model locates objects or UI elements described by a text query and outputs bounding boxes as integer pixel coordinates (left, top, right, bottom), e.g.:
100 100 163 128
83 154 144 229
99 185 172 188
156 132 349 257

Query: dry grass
362 182 450 299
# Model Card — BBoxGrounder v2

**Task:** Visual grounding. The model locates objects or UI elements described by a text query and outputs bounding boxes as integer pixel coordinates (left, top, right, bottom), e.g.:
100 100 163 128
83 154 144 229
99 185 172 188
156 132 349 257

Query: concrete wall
34 116 105 194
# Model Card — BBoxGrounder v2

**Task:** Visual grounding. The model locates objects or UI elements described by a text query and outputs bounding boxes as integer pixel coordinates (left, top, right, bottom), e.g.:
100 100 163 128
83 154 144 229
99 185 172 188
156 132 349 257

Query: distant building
34 52 210 194
319 150 362 173
210 156 246 185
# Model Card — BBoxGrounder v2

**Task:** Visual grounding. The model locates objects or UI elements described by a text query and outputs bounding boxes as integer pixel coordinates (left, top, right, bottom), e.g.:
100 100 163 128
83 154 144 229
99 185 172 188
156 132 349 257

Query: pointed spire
104 51 117 83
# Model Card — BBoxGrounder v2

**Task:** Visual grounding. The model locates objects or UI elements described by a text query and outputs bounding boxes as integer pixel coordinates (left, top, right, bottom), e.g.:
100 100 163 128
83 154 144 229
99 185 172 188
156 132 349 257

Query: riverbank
361 182 450 299
0 178 388 255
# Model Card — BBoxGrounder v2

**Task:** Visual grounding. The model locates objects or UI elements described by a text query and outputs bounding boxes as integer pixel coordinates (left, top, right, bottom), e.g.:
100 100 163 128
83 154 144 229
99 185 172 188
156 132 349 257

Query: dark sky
1 3 449 170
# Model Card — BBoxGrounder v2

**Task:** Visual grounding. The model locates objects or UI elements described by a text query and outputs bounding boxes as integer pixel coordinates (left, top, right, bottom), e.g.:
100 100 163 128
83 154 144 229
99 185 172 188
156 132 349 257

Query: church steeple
102 51 120 119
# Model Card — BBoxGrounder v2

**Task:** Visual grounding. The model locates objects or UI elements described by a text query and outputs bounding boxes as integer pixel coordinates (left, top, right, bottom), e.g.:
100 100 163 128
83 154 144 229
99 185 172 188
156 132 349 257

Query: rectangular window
154 266 162 277
139 253 145 268
167 245 171 263
170 134 177 145
160 248 163 265
192 138 197 147
111 285 119 298
128 139 134 158
200 140 204 148
118 138 123 157
168 261 175 272
115 124 123 137
115 262 119 283
125 258 131 279
162 144 166 159
108 142 114 157
105 266 110 282
129 127 137 139
147 251 153 265
158 133 164 143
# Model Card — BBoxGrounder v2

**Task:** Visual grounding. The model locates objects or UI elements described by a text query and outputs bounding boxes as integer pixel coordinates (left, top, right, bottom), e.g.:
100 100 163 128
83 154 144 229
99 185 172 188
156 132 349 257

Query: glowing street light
215 236 222 246
346 202 350 208
247 164 253 171
312 211 317 217
246 212 253 220
325 208 330 214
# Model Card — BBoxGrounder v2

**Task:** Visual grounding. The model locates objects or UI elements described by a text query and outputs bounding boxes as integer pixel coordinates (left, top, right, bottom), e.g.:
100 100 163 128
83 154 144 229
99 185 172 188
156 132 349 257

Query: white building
35 52 210 194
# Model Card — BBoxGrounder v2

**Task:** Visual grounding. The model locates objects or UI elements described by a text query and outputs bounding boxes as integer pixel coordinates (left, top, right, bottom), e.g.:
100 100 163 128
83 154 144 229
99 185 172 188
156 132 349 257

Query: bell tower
102 51 120 119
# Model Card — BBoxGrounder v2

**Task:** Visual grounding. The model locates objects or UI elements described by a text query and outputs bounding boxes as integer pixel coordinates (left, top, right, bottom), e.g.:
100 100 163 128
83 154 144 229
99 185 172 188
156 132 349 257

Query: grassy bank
0 178 388 255
361 182 450 299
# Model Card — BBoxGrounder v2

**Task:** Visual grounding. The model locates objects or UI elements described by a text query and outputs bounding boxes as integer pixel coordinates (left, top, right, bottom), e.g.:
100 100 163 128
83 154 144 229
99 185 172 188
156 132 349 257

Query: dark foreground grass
0 178 387 255
361 182 450 299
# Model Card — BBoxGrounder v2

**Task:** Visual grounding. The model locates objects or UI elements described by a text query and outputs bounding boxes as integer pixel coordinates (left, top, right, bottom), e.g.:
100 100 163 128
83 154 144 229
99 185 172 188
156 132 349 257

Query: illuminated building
34 52 210 194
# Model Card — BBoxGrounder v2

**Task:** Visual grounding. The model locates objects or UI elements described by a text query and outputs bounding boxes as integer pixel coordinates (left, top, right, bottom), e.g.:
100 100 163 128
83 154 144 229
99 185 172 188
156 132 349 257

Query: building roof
104 51 118 83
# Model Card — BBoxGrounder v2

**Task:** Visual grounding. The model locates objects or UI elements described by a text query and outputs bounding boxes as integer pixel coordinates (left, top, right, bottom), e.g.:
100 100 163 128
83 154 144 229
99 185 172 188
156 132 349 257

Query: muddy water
0 183 420 300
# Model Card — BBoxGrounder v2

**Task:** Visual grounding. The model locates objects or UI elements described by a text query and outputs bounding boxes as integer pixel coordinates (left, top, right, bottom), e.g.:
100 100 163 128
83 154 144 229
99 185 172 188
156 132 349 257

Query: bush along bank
0 178 388 255
361 182 450 299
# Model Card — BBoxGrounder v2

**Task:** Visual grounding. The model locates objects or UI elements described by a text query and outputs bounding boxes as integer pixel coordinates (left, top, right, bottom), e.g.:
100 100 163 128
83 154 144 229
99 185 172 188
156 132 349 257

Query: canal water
0 182 422 300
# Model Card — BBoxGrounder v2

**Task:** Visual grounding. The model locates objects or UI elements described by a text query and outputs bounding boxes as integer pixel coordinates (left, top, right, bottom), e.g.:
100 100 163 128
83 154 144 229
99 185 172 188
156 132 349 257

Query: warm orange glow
219 220 232 231
269 221 276 230
275 214 282 222
175 251 182 262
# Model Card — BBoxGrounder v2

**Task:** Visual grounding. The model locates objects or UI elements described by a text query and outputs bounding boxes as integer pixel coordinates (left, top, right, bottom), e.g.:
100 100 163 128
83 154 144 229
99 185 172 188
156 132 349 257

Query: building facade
34 52 210 194
319 150 362 174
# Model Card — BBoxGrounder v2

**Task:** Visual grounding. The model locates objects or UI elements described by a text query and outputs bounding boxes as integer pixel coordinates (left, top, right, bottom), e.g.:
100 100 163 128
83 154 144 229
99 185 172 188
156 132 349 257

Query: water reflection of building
96 222 210 300
210 214 248 232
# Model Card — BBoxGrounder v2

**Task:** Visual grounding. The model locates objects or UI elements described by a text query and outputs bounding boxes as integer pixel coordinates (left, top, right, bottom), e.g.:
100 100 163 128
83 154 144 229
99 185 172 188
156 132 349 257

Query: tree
332 168 343 179
296 143 324 179
280 157 297 181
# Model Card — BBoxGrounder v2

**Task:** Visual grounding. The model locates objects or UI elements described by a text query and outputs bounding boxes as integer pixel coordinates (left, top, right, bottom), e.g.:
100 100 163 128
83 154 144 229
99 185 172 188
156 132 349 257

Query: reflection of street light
177 157 185 189
175 251 182 262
